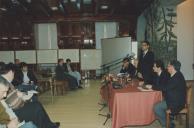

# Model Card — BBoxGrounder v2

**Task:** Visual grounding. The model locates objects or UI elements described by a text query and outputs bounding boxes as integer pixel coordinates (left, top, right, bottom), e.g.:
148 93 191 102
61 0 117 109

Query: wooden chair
166 83 192 128
53 79 69 95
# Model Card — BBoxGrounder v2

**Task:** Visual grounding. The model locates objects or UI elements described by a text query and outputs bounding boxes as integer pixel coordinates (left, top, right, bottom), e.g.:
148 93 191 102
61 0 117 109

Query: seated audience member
12 59 21 86
0 63 60 128
154 60 186 128
64 58 82 88
14 59 21 72
13 62 38 92
15 59 21 66
55 59 78 89
152 60 170 93
0 66 37 128
120 57 136 77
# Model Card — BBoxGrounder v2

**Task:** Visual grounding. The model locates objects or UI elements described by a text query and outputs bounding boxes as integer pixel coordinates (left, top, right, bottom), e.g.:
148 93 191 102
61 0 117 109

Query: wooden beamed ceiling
0 0 154 21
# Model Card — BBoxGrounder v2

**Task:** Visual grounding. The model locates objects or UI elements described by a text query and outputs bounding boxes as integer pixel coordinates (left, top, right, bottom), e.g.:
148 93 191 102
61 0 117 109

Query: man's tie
143 52 146 58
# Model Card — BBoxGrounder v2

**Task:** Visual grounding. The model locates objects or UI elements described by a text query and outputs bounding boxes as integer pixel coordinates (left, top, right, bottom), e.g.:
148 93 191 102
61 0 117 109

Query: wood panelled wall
0 16 35 50
0 16 137 51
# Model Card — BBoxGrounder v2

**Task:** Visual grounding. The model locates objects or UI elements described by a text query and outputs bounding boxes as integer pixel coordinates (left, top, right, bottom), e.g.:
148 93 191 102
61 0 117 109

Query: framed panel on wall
80 49 102 70
37 50 58 64
15 50 36 64
0 51 14 63
58 49 79 63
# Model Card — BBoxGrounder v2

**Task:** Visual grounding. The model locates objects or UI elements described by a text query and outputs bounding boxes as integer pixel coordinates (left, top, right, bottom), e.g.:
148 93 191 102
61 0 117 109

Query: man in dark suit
120 57 136 77
137 41 154 84
154 60 186 128
152 60 170 94
12 59 21 86
55 59 78 89
16 62 37 85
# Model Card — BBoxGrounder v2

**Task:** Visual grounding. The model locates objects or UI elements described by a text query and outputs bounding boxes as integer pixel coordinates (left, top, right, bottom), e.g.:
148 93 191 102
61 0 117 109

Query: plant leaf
166 21 174 27
157 23 164 32
169 31 177 39
167 13 177 17
166 8 173 12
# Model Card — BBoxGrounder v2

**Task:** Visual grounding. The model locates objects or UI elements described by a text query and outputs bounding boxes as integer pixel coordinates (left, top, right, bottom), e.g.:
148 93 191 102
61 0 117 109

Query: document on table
137 86 153 91
22 90 38 101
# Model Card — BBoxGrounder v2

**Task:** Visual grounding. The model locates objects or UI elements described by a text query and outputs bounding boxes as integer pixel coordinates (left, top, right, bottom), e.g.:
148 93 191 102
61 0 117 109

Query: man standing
154 60 186 128
137 41 154 84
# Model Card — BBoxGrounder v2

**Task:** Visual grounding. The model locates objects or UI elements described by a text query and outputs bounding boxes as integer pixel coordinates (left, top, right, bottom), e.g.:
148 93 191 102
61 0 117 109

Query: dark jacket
152 71 170 97
120 63 136 77
55 64 66 80
63 63 74 73
13 70 37 86
165 71 186 115
137 50 154 84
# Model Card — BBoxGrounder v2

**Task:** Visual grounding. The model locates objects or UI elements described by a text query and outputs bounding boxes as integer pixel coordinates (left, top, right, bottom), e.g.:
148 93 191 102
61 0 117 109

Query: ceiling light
83 0 91 4
62 0 68 3
26 0 31 3
0 8 7 11
51 7 58 10
70 0 76 2
100 5 108 9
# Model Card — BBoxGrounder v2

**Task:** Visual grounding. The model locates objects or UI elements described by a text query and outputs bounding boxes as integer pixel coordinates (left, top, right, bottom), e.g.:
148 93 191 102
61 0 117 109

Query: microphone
126 52 135 60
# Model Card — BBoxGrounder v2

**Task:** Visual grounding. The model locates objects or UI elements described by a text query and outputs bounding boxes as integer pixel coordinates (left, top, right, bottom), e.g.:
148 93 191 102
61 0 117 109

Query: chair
166 83 193 128
53 79 69 95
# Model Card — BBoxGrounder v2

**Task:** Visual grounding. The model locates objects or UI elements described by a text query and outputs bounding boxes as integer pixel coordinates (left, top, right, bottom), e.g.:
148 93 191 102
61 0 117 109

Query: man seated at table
154 60 186 128
120 57 136 77
151 60 170 95
55 59 78 90
63 58 82 88
13 62 38 92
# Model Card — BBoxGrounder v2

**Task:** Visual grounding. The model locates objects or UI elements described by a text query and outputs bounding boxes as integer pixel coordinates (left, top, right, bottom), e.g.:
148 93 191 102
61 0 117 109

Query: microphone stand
98 76 112 125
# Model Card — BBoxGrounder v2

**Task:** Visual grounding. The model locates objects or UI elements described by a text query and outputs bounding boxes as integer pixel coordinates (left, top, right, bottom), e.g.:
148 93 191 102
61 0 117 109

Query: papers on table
22 90 38 101
18 121 25 127
117 73 129 77
28 90 38 94
137 86 153 91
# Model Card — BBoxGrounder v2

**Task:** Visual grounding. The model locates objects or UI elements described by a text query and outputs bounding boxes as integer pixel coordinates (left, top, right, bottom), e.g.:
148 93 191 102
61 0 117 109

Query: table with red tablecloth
100 81 162 128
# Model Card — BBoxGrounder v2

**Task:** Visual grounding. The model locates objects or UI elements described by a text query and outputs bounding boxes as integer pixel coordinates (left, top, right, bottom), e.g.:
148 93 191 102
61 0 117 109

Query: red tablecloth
100 82 162 128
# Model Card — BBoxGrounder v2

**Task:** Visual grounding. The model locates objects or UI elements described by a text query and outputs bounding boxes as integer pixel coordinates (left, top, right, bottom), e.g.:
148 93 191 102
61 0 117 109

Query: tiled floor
39 80 194 128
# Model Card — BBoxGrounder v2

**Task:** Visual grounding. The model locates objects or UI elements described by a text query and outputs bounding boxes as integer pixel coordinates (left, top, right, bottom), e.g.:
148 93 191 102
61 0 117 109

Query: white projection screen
101 37 132 73
58 49 79 63
0 51 14 63
16 50 36 64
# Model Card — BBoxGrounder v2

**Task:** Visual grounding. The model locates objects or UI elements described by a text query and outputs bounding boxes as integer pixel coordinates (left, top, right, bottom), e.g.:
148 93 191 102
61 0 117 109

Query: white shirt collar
144 50 148 55
170 71 177 77
157 70 162 76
